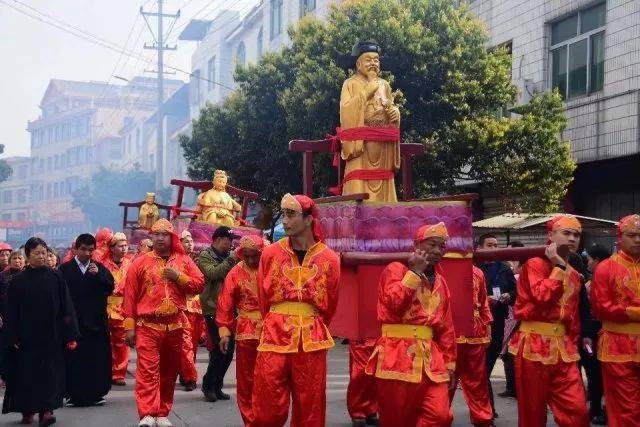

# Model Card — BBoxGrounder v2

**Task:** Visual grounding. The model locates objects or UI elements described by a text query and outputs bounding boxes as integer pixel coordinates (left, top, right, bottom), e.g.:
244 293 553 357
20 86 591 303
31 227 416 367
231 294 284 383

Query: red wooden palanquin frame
118 201 173 231
169 178 259 221
289 138 425 199
119 180 259 231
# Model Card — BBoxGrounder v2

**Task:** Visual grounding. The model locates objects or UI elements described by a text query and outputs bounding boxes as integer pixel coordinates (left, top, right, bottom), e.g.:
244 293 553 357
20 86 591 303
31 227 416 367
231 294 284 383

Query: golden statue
138 192 160 229
339 41 401 203
195 170 241 226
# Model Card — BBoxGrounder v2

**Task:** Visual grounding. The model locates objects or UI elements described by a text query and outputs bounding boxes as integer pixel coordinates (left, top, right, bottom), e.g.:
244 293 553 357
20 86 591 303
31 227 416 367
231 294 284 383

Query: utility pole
141 0 179 191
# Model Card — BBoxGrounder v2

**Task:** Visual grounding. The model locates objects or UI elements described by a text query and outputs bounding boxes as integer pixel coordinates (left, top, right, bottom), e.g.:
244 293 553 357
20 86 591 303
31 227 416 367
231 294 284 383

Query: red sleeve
477 271 493 325
436 278 457 369
321 251 341 325
215 266 239 336
591 260 631 322
378 262 420 316
122 257 142 329
176 256 205 295
257 250 270 316
521 258 565 305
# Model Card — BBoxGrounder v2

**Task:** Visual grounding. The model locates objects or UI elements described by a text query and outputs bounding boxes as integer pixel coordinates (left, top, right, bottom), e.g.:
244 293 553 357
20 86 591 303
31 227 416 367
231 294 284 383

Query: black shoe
112 379 126 386
93 398 106 406
352 419 366 427
591 414 606 425
493 412 499 419
497 390 517 398
184 381 197 392
204 392 217 402
365 414 379 425
178 377 186 387
215 390 231 400
38 411 56 426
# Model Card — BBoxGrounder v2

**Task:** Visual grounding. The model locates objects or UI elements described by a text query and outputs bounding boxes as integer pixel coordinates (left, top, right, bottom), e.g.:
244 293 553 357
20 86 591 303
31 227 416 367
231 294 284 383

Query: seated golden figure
195 170 241 226
138 192 160 229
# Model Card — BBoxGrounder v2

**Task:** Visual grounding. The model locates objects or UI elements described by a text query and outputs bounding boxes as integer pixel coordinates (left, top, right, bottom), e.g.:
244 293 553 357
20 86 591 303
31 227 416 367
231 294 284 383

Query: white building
468 0 640 220
180 0 338 117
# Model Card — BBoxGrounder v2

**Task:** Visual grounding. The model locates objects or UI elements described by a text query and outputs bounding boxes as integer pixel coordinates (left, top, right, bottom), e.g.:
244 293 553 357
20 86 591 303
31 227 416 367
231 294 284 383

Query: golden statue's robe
340 76 401 203
196 189 241 226
138 203 159 229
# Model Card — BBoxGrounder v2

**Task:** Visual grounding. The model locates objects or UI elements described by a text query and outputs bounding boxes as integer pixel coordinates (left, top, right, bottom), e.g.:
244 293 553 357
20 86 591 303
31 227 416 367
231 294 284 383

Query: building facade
5 77 183 245
469 0 640 220
181 0 337 116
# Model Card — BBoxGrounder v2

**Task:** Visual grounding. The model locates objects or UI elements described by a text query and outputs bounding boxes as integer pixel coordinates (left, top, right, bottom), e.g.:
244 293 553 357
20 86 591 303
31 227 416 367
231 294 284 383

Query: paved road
1 344 527 426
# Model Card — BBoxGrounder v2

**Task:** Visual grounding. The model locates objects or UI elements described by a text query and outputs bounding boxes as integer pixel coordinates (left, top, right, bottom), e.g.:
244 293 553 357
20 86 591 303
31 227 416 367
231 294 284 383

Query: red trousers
347 340 378 419
179 312 204 383
450 344 493 425
236 340 259 426
135 325 182 418
109 318 129 381
376 377 452 427
602 361 640 427
252 350 327 427
514 353 589 427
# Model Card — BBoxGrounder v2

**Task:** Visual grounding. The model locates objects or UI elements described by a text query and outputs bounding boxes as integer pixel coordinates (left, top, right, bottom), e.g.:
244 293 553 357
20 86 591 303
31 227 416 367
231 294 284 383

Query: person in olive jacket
197 226 239 402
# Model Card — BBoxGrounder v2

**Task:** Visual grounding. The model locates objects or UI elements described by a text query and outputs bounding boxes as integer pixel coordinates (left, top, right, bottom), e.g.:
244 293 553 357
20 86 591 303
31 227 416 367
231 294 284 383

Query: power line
0 0 233 90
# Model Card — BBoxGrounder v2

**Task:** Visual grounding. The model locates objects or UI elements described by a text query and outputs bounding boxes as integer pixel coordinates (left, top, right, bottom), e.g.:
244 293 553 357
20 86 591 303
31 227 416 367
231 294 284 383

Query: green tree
0 144 12 183
72 166 171 231
0 160 11 184
181 0 574 212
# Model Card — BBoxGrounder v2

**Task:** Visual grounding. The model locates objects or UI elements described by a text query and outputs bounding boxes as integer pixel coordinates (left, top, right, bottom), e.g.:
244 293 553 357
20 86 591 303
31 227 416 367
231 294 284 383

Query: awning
473 213 617 230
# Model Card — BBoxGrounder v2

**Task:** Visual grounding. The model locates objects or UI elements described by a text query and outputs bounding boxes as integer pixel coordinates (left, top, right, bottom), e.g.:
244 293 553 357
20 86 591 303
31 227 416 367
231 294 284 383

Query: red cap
280 193 324 242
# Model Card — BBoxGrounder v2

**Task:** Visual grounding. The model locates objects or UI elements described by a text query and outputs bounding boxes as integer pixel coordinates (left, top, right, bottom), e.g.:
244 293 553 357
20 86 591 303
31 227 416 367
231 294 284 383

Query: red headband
150 219 185 254
618 214 640 238
281 193 324 243
546 215 582 233
414 222 450 243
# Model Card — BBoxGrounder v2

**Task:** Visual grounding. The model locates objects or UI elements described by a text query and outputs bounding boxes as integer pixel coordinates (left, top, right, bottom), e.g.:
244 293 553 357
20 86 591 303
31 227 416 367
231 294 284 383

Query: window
207 57 216 91
550 3 605 99
136 128 141 153
17 189 27 203
18 165 27 179
299 0 316 18
2 191 12 204
236 42 246 68
191 69 201 105
270 0 283 39
257 27 264 60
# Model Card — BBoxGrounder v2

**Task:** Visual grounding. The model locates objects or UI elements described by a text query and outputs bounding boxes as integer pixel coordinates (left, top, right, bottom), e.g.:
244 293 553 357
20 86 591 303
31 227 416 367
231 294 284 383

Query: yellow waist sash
602 321 640 335
137 320 183 331
519 320 565 337
381 324 433 340
107 296 123 305
239 310 262 320
269 302 318 316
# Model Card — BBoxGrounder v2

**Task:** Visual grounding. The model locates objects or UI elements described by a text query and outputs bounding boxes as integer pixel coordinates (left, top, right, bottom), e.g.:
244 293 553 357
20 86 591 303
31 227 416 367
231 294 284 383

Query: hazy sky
0 0 255 158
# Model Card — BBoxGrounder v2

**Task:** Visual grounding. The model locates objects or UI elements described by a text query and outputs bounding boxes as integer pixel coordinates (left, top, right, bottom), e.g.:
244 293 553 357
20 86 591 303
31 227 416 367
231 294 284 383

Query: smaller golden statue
138 192 160 229
195 170 241 226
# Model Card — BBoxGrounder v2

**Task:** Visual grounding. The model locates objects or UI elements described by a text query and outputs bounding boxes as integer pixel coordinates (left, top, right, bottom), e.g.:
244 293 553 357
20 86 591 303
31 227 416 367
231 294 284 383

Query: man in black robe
59 233 114 407
2 237 79 425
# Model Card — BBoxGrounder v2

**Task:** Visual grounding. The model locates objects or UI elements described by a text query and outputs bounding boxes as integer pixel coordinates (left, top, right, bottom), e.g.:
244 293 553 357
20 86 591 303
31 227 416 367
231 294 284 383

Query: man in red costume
508 215 589 427
366 222 456 427
216 235 264 425
347 338 378 426
451 265 494 426
591 214 640 427
178 230 204 391
252 193 340 427
123 219 205 427
101 232 132 386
